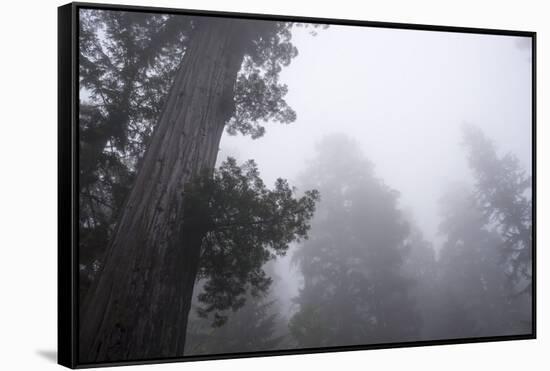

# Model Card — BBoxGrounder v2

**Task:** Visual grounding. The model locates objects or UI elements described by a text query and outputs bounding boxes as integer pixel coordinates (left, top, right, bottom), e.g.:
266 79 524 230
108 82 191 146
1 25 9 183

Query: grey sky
218 23 532 246
216 24 532 316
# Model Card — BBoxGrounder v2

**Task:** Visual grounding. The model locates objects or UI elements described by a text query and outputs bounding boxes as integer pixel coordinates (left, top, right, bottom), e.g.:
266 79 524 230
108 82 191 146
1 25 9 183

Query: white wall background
0 0 545 370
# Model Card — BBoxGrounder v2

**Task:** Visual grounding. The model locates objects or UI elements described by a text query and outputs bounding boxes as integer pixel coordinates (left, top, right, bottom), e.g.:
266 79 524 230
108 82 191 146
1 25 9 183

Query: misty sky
218 23 532 247
216 24 532 316
75 11 534 356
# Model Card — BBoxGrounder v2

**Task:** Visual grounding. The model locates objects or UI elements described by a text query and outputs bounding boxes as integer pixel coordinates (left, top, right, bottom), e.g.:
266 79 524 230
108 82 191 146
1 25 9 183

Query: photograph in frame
58 2 536 368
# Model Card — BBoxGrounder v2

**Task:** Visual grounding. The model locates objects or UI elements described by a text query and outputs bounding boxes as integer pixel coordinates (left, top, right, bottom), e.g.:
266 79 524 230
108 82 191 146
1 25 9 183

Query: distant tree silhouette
399 217 438 340
462 125 532 297
432 184 526 339
290 134 422 347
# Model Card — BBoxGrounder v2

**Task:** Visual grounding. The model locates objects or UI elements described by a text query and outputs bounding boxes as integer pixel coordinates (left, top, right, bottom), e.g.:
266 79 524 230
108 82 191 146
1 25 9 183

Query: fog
214 25 532 323
219 25 531 242
78 11 533 360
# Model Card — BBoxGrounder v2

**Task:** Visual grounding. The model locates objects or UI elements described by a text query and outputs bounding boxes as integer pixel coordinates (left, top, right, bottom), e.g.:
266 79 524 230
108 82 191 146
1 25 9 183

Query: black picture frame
58 2 536 368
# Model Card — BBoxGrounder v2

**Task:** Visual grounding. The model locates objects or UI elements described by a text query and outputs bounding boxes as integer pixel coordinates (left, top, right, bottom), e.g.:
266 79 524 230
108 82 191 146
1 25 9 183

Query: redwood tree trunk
79 18 252 363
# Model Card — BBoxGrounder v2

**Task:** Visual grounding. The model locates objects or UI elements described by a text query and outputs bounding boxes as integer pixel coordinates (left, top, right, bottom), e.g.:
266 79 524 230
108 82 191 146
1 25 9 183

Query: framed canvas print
58 2 536 368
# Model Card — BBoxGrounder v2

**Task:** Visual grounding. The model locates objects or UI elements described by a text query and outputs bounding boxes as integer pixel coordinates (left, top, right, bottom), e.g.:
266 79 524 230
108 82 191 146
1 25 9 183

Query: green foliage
78 10 189 297
227 21 327 138
182 157 319 326
79 10 187 169
77 10 327 357
78 10 320 299
227 22 298 138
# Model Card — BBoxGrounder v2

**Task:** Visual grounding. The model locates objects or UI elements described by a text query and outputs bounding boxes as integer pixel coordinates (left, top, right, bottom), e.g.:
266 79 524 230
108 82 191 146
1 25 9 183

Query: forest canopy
76 7 533 363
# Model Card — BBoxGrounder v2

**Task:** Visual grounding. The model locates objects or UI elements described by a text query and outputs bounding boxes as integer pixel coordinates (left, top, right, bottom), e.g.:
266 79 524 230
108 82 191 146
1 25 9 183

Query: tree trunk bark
79 18 251 363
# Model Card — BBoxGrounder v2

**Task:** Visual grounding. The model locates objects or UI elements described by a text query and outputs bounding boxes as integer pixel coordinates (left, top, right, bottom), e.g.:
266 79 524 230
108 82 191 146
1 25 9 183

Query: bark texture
79 18 252 363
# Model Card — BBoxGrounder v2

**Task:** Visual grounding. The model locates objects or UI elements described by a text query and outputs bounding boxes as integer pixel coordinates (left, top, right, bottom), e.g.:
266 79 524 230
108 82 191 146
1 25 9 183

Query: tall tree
78 9 189 300
290 134 422 347
399 216 438 340
432 184 524 339
79 10 322 362
462 125 532 297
